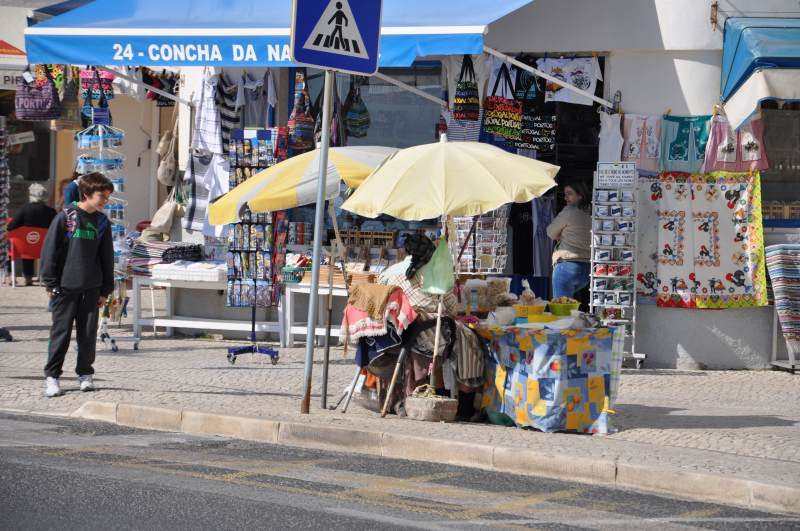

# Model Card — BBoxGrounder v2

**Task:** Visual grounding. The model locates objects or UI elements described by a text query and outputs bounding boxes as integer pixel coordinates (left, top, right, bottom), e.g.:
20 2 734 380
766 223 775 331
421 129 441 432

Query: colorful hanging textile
765 244 800 359
660 115 711 173
479 326 625 434
635 174 661 303
655 171 768 309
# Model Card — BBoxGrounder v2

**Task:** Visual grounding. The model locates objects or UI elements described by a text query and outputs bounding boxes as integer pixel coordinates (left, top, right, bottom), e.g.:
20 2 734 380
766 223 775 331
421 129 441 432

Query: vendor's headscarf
403 233 435 279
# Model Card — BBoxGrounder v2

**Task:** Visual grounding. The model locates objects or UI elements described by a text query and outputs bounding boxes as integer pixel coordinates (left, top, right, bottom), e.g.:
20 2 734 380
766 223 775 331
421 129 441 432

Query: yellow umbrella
342 134 559 397
341 135 559 220
208 145 398 225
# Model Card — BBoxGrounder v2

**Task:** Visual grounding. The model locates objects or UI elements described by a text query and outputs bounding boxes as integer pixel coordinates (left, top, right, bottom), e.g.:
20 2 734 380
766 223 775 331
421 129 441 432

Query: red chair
7 227 48 288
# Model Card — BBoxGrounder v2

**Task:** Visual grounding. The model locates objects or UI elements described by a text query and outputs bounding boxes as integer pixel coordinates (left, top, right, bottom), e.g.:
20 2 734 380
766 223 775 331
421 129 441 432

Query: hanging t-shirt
216 72 242 153
535 57 603 106
112 67 145 102
236 70 279 129
486 56 516 100
183 149 230 238
191 72 223 155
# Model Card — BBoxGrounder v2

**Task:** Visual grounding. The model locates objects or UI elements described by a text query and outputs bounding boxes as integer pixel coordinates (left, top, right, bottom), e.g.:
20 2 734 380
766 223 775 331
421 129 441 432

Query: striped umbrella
208 145 398 225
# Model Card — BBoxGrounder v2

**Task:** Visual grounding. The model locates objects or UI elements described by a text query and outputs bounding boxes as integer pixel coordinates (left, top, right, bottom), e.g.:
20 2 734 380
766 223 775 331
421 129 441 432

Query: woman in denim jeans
547 181 592 299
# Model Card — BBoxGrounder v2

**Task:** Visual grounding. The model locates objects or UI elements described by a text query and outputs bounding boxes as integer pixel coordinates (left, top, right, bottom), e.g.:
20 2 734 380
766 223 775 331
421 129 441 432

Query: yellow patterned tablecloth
478 326 625 434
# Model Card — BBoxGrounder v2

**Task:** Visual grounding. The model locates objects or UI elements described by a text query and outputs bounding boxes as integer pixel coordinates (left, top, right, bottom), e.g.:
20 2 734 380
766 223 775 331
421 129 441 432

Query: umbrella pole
429 295 444 388
301 69 335 415
322 201 348 409
321 224 335 410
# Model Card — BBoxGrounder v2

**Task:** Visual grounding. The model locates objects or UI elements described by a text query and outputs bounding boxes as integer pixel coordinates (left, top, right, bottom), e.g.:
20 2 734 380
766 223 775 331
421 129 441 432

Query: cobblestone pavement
2 285 799 490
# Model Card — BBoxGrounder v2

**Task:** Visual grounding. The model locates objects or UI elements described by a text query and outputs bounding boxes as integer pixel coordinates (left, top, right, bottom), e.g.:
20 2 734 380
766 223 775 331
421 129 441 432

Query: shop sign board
291 0 383 75
597 162 637 188
0 69 24 91
7 131 35 146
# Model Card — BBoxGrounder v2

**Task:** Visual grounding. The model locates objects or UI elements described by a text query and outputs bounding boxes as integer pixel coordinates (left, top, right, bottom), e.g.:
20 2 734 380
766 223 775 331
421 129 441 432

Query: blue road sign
291 0 383 75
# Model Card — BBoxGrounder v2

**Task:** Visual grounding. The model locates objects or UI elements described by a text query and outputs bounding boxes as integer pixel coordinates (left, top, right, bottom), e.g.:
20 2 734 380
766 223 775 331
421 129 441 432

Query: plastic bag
422 237 455 295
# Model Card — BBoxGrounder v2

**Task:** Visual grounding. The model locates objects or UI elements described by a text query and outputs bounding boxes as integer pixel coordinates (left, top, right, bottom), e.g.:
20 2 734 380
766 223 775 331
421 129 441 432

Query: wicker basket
404 395 458 422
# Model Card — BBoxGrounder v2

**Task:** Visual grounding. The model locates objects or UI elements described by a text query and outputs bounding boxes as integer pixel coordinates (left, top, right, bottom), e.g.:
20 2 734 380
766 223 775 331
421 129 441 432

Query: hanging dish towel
660 115 711 173
702 115 769 173
622 114 661 175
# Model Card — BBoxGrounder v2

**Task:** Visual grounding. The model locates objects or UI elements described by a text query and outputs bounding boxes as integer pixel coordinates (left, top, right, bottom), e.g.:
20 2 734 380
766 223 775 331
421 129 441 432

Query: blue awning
721 17 800 102
721 17 800 129
24 0 532 67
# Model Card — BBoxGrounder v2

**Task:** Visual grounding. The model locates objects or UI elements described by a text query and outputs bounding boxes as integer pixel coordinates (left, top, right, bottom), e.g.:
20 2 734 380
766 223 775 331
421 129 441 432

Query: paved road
1 413 798 530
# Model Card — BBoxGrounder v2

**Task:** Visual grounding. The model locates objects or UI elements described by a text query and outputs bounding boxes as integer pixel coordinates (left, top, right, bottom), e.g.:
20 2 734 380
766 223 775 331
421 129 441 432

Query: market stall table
132 277 283 341
280 282 349 348
476 323 625 434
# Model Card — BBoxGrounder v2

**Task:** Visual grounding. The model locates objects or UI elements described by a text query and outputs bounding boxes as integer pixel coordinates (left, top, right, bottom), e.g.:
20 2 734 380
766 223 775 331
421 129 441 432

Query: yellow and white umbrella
341 134 559 397
208 145 398 225
341 135 559 220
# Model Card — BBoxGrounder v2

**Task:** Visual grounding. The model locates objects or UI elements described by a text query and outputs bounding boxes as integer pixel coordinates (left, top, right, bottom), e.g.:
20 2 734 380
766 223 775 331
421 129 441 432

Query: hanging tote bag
15 68 62 121
79 68 115 100
313 80 345 147
149 185 179 234
344 81 370 138
453 55 481 121
80 83 94 128
157 112 180 186
157 103 179 158
482 63 522 141
287 72 315 152
511 59 553 151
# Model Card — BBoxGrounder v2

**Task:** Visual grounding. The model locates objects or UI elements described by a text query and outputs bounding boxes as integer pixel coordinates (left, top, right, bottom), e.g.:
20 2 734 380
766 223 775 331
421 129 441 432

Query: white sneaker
45 377 62 397
78 375 95 392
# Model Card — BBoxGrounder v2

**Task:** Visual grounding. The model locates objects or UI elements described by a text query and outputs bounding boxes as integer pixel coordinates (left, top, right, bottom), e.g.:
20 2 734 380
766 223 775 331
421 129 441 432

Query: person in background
7 183 57 286
546 181 592 300
62 171 81 208
40 172 114 398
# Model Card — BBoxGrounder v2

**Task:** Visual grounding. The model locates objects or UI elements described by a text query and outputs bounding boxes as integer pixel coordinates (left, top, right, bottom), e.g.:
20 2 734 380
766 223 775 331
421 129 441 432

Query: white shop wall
108 95 158 228
487 0 799 369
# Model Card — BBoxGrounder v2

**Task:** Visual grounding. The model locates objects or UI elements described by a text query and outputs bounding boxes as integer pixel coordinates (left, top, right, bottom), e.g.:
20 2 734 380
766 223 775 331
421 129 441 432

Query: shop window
0 91 52 181
305 65 442 148
759 105 800 212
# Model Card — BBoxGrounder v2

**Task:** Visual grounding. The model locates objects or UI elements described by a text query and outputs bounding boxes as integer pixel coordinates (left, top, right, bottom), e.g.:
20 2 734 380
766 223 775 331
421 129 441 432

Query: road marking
455 489 584 521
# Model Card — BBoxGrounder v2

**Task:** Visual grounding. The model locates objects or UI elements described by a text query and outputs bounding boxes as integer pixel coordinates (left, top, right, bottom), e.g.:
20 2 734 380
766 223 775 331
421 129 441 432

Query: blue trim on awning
24 0 532 67
721 17 800 102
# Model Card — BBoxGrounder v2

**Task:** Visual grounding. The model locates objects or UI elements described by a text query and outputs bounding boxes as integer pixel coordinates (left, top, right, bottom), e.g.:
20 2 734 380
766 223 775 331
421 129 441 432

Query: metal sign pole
301 68 334 414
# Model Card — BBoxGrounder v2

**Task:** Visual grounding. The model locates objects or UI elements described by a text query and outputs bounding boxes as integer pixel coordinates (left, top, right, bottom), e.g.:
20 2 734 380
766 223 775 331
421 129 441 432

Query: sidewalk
1 285 799 512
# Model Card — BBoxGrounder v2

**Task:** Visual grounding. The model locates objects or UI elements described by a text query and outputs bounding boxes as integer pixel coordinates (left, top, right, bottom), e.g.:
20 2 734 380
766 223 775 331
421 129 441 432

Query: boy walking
40 173 114 397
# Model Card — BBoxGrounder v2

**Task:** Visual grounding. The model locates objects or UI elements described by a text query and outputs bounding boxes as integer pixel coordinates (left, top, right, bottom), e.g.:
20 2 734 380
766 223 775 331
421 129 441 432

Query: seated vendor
379 234 484 420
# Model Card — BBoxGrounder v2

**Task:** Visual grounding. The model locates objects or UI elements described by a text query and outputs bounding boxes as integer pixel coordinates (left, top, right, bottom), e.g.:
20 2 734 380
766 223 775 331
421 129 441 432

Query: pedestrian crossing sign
291 0 383 75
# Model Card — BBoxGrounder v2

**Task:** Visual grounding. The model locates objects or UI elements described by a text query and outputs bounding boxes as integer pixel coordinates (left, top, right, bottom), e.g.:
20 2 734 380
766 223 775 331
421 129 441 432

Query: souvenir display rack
0 117 9 283
450 207 509 274
590 163 646 368
225 129 283 309
224 129 282 364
